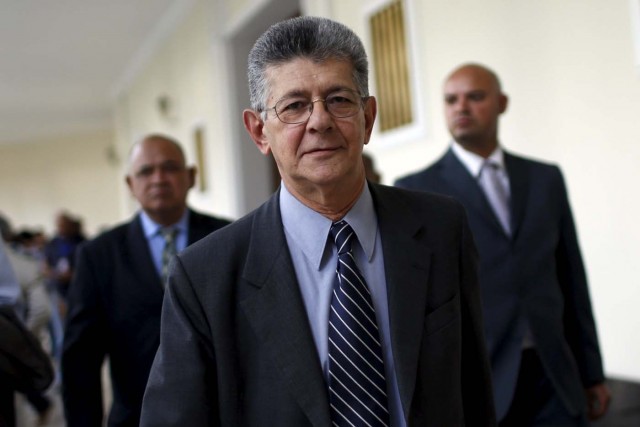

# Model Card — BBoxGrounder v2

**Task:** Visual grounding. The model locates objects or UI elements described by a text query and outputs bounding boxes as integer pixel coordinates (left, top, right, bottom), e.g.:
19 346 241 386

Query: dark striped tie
328 220 390 427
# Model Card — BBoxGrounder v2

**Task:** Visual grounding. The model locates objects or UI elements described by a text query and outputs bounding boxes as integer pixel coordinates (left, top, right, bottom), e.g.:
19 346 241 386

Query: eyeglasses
265 89 367 124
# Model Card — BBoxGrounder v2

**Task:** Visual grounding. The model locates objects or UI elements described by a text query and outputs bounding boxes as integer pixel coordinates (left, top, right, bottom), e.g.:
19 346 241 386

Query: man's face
443 66 507 147
245 58 376 194
126 138 195 224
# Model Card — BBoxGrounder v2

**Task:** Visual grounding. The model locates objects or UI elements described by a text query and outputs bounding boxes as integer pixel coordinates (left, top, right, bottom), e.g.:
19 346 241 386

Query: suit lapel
186 210 212 244
504 152 529 239
370 185 432 420
439 149 510 238
239 193 331 427
126 216 164 297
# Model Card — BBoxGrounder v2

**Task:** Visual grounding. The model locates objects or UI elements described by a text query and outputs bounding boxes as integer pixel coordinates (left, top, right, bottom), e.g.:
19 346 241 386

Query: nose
150 167 168 182
454 97 469 112
306 98 333 131
308 98 330 115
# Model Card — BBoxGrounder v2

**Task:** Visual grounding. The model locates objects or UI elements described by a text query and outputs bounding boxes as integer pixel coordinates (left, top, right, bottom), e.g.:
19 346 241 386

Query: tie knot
330 220 355 255
480 160 500 176
160 227 177 243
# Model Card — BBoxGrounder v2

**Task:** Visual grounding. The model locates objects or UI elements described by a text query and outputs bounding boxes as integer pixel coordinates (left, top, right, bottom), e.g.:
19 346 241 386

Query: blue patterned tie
328 220 390 427
160 228 177 286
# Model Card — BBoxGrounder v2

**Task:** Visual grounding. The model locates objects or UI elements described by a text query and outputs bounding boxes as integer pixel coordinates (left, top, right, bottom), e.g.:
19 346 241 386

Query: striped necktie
160 228 178 286
328 220 390 427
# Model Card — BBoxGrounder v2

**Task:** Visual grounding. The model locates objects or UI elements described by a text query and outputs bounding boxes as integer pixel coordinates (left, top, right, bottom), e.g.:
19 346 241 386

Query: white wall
0 130 121 236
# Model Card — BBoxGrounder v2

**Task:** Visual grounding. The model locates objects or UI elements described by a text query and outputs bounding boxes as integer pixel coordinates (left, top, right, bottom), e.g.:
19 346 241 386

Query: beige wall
0 130 121 236
114 0 236 220
111 0 640 380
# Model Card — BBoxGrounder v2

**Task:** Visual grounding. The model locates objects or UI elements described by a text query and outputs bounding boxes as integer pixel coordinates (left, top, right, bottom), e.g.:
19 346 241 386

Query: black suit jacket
140 184 496 426
62 209 230 427
395 149 605 420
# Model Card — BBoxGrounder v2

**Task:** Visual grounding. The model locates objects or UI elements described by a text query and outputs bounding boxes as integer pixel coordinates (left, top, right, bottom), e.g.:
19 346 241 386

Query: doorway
226 0 300 215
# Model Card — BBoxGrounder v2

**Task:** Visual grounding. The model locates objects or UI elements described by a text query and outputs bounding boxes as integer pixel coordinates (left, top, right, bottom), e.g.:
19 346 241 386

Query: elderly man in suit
395 63 610 426
141 17 495 427
62 134 231 427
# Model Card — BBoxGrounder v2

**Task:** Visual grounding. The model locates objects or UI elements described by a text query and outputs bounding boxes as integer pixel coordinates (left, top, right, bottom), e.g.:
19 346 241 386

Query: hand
585 382 611 420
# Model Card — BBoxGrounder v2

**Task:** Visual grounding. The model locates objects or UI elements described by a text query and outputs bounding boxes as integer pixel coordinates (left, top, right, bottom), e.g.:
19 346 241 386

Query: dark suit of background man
396 63 611 426
62 134 231 427
141 17 495 427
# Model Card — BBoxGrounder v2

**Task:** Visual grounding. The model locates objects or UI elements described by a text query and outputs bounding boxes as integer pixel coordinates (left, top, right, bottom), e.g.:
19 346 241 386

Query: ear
243 109 271 155
362 96 377 146
498 93 508 114
186 166 196 189
125 175 134 193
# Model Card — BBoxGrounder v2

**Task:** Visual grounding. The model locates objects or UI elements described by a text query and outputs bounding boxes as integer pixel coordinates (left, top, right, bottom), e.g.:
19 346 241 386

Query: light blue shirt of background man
139 210 189 277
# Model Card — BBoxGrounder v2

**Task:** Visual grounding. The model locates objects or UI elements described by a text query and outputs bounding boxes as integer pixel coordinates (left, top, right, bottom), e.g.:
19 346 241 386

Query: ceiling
0 0 179 145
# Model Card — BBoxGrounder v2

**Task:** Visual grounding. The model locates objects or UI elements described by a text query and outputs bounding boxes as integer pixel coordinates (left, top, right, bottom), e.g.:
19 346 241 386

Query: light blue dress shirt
139 210 189 277
0 239 20 308
280 183 406 427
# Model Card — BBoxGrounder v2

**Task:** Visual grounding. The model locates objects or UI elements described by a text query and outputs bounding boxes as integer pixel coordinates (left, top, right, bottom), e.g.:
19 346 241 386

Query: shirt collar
139 209 189 238
280 181 377 270
451 140 506 178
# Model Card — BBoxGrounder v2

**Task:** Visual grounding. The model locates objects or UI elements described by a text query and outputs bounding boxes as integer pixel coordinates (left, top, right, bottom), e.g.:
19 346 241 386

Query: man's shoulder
394 152 450 190
504 151 563 178
80 218 136 254
189 209 232 231
181 202 270 264
372 184 468 250
372 183 464 220
395 166 438 187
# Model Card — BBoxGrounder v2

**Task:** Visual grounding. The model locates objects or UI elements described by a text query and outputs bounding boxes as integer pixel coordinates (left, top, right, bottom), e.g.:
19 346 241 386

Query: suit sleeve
140 255 219 426
62 244 108 426
554 169 605 387
458 206 497 425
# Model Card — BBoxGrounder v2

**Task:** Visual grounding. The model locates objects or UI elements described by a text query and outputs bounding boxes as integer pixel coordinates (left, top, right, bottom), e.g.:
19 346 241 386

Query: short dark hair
247 16 369 112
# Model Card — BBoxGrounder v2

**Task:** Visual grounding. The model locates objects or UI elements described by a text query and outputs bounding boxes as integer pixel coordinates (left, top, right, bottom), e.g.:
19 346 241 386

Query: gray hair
247 16 369 112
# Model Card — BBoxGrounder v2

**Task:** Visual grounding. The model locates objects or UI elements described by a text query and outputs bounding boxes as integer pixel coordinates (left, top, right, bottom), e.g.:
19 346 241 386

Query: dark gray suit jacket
140 184 496 426
62 210 230 427
395 149 605 420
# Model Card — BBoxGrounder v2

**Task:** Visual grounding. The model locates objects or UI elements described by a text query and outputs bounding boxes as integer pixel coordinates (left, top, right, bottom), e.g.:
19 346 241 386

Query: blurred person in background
395 63 609 426
0 214 53 424
43 211 85 363
62 134 231 427
0 233 21 427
